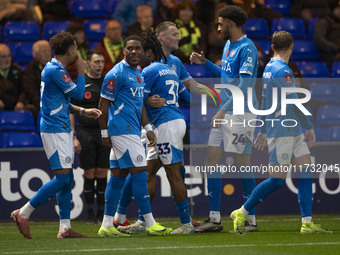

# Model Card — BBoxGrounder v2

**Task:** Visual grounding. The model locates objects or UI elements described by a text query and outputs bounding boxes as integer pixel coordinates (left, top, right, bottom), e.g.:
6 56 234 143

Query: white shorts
208 113 255 155
147 118 186 165
109 134 147 169
267 134 310 165
41 131 74 170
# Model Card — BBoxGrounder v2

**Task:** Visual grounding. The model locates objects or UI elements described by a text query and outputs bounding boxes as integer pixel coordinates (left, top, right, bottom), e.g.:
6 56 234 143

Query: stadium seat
314 126 326 141
242 19 269 38
308 18 318 39
331 62 340 78
7 41 34 64
84 19 107 40
291 40 320 60
316 104 340 126
107 0 120 14
4 21 40 41
295 61 329 78
0 110 36 131
189 128 210 144
184 64 213 78
43 21 73 40
72 0 108 18
328 126 340 141
272 18 306 38
265 0 291 15
309 82 337 103
0 131 42 148
253 39 271 57
36 111 41 133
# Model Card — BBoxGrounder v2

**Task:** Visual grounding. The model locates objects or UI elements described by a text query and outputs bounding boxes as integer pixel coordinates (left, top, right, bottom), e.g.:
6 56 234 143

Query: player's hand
14 102 24 111
73 136 82 154
76 58 87 76
211 109 225 128
254 133 267 151
146 131 157 147
146 95 166 108
84 108 102 119
102 137 112 148
304 129 315 149
190 51 207 65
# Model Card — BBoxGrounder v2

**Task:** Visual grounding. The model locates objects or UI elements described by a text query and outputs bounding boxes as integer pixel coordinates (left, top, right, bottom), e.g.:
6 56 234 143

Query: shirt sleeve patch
62 73 71 83
284 74 293 85
106 79 116 90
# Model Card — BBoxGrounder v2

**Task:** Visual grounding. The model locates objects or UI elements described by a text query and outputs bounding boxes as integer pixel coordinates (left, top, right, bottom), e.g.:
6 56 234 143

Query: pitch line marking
2 242 340 254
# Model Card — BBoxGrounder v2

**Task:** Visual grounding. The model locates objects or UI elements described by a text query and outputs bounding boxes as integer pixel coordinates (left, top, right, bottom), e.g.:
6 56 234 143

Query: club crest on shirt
284 74 293 85
171 64 177 71
230 50 236 58
137 155 143 162
62 73 71 83
106 79 116 90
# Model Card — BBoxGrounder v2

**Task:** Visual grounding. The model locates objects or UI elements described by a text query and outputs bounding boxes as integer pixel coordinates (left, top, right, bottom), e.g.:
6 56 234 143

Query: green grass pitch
0 215 339 255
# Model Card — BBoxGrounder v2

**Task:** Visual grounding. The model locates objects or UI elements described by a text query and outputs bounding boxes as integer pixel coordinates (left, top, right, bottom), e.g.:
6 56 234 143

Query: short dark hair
218 6 248 27
272 31 293 51
87 49 104 61
66 22 84 34
50 32 75 55
123 35 142 47
141 28 165 62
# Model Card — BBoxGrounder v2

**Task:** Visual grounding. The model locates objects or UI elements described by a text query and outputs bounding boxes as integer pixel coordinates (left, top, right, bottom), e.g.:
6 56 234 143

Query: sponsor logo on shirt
62 73 71 83
106 79 116 90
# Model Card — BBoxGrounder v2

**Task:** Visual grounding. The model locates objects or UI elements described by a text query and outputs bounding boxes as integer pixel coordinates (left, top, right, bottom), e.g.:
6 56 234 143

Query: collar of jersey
51 58 65 69
122 59 130 67
271 57 285 63
236 34 247 42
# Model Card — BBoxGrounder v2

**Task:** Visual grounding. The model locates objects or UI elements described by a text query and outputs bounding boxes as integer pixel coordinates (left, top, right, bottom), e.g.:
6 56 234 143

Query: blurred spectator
127 5 155 36
66 22 89 81
38 0 72 23
22 40 51 119
174 0 207 64
207 2 227 65
0 0 35 26
0 44 25 111
222 0 283 24
291 0 331 23
155 0 177 24
196 0 216 26
95 20 124 75
313 6 340 68
112 0 157 35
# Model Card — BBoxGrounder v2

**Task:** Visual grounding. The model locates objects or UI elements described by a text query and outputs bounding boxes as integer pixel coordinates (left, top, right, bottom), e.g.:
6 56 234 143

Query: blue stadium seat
295 61 329 78
253 39 271 57
243 19 269 38
331 62 340 78
72 0 108 18
308 18 318 39
7 41 34 64
316 104 340 126
4 21 40 41
0 131 42 148
291 40 320 60
0 110 36 131
272 18 306 37
184 64 212 78
107 0 120 14
43 21 73 40
265 0 291 15
190 128 210 144
328 126 340 141
84 19 107 40
36 111 41 133
314 126 326 141
309 82 337 103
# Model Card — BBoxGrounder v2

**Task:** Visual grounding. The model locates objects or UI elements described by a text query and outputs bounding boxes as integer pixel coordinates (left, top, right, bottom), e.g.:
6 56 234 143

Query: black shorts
77 127 110 170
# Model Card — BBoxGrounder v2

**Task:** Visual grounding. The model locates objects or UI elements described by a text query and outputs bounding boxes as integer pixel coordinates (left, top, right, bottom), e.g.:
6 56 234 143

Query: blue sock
298 168 313 218
180 165 186 181
176 200 191 224
56 173 73 219
132 171 151 215
104 176 126 217
30 173 71 208
244 177 285 212
117 174 133 215
240 170 256 215
207 170 222 212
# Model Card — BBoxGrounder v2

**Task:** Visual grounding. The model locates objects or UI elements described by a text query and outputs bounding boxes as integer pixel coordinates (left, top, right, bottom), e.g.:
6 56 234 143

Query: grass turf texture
0 215 339 255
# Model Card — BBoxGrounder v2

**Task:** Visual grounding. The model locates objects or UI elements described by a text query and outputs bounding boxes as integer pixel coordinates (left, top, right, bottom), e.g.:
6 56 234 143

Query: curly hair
141 28 166 62
50 32 75 55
